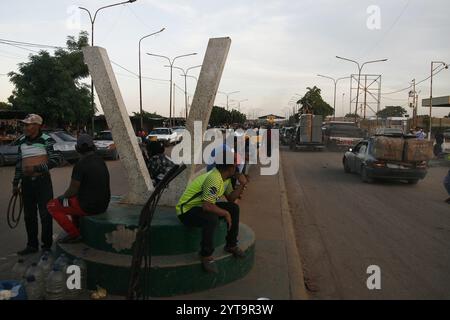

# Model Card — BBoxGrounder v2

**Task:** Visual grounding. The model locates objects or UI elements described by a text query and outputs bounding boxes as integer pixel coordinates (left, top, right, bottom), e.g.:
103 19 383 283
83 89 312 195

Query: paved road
282 149 450 299
0 160 128 259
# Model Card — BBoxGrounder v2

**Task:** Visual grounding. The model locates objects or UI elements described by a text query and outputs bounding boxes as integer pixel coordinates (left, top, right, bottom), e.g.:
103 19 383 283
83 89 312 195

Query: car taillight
416 161 427 169
370 161 386 168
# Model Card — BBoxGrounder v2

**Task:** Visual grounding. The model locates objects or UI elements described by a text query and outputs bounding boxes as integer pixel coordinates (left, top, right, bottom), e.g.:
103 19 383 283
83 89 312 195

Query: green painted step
80 198 228 256
57 223 255 297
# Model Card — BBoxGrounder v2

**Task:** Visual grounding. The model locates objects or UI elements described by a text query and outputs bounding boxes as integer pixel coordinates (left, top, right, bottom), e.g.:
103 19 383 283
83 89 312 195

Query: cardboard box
372 136 404 161
404 139 433 162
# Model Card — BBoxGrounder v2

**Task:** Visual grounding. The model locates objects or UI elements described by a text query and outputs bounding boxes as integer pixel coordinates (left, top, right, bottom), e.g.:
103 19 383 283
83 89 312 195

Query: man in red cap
12 114 63 255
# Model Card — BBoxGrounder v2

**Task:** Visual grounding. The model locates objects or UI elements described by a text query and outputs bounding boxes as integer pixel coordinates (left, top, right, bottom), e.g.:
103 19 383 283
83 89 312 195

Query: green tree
0 102 12 110
376 106 407 118
208 106 245 126
132 110 164 120
297 86 334 117
345 113 360 118
8 31 92 128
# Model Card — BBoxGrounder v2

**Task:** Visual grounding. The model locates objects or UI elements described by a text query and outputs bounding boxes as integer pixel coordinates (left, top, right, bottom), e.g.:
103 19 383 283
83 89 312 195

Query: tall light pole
342 92 346 116
147 52 197 126
230 99 248 111
138 28 165 131
429 61 448 140
336 56 387 123
79 0 137 135
170 65 201 119
218 91 240 110
317 74 349 120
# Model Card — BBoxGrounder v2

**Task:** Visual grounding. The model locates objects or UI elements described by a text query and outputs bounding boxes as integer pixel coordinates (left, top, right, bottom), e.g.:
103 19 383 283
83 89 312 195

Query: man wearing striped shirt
12 114 63 255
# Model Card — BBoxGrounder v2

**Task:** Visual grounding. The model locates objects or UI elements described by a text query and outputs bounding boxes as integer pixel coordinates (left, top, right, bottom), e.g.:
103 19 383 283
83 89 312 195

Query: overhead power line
381 65 447 95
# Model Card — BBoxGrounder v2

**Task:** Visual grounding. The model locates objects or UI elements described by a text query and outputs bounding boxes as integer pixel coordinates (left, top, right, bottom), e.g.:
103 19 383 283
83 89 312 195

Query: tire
343 159 351 173
0 155 4 167
407 179 419 185
361 166 373 183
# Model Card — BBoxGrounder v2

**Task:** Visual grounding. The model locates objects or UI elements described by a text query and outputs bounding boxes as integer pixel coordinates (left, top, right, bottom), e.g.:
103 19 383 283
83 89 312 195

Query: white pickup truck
146 128 178 145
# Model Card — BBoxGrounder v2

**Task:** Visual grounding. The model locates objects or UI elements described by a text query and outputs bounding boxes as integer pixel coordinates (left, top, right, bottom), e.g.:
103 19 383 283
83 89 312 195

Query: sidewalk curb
278 162 309 300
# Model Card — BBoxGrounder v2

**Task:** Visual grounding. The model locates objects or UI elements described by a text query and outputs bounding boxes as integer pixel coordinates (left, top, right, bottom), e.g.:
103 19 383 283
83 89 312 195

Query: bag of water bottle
24 262 45 288
54 253 69 273
11 259 28 281
45 265 66 300
25 275 44 300
38 252 54 278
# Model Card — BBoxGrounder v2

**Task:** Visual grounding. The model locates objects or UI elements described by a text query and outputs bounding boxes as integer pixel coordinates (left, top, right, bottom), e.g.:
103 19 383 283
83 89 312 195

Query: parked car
172 126 185 143
0 130 79 166
146 128 178 146
94 130 119 160
342 139 427 184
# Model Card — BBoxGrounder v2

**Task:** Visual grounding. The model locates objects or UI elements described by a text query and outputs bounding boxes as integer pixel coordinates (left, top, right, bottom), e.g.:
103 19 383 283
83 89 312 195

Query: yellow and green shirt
176 168 233 215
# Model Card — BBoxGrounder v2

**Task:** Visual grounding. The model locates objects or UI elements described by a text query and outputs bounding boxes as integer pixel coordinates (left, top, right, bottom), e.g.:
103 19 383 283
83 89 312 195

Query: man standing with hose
12 114 63 255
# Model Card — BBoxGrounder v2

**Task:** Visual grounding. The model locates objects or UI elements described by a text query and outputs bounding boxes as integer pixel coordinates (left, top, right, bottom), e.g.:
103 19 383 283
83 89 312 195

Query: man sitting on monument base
47 134 111 243
176 149 248 274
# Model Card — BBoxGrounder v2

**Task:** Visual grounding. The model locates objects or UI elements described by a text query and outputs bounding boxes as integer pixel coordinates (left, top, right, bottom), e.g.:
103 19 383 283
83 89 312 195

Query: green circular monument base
56 198 256 297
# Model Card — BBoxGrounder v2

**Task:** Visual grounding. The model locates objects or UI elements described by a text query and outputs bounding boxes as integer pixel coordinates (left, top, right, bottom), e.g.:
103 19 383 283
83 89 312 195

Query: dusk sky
1 0 449 118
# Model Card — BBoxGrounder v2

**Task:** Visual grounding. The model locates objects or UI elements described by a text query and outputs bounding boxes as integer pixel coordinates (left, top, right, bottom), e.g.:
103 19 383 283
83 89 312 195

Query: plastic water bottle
24 263 45 289
37 254 53 279
25 275 44 300
45 266 66 300
11 259 28 281
54 254 70 280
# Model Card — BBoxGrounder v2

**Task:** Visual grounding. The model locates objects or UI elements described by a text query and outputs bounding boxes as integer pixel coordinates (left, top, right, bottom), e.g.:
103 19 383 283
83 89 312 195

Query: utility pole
79 0 137 135
363 75 367 119
411 79 417 129
138 28 165 131
147 52 197 127
317 75 349 120
173 82 176 126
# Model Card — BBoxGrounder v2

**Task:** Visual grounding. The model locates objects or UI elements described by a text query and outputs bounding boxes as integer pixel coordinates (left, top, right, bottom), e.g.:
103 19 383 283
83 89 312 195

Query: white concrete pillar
82 46 153 205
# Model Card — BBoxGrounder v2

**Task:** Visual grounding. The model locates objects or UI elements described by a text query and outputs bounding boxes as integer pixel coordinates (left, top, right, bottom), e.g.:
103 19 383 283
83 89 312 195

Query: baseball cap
21 114 43 125
77 134 95 148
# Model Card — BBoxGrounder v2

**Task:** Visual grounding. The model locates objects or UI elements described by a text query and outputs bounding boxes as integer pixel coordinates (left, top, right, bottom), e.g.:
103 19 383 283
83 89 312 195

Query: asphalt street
282 149 450 299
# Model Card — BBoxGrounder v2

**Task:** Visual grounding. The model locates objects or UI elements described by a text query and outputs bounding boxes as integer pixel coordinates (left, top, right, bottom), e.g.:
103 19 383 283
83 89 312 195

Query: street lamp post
170 65 202 119
147 52 197 126
218 91 240 110
336 56 387 123
429 61 448 140
317 74 349 120
230 99 248 111
79 0 137 135
138 28 165 131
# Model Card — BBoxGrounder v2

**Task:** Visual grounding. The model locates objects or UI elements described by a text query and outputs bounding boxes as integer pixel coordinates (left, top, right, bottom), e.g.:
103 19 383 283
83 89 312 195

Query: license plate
387 164 409 169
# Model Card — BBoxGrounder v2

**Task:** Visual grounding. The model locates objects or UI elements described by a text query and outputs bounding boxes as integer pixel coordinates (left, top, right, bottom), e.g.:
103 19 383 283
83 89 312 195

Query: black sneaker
201 259 219 274
17 246 38 256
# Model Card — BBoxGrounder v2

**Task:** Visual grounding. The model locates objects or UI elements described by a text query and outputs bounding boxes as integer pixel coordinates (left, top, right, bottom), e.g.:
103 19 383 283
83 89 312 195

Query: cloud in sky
1 0 449 118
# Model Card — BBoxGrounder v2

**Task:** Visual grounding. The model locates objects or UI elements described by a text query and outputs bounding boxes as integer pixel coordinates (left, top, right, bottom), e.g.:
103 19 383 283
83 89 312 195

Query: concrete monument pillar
158 37 232 206
82 46 153 205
